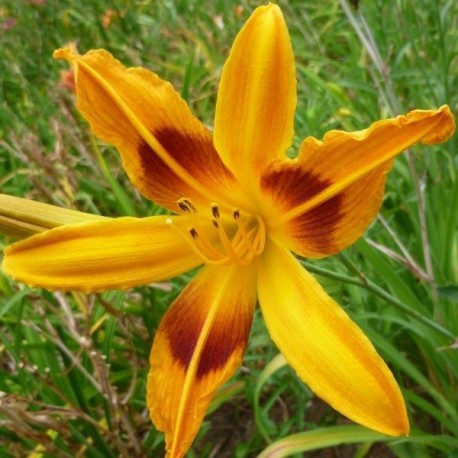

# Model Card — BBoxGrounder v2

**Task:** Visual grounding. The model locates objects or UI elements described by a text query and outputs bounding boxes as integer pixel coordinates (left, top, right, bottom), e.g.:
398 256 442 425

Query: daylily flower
2 4 455 457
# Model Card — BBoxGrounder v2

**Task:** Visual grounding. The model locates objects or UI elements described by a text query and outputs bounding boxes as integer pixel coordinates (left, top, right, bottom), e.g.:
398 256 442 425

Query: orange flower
3 5 455 458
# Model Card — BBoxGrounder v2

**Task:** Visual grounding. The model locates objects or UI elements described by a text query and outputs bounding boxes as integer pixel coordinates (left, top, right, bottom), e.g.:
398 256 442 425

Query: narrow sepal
3 216 202 293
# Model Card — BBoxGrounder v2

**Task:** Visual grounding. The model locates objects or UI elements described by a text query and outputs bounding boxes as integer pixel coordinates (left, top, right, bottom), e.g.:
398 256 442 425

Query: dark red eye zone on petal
261 164 333 208
137 139 183 209
161 279 253 379
137 128 235 210
261 163 344 256
154 128 231 177
289 193 344 255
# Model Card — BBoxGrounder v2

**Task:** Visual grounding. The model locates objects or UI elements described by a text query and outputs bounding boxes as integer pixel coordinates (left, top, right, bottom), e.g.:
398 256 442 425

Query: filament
167 201 266 266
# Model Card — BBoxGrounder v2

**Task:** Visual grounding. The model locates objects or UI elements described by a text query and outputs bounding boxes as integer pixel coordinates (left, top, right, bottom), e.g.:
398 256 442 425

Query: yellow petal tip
253 3 285 23
418 104 455 145
386 416 410 437
53 47 76 61
374 400 410 437
263 2 280 11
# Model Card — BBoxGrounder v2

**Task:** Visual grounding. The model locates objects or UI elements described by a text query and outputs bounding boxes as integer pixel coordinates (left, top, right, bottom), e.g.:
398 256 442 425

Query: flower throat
167 198 266 266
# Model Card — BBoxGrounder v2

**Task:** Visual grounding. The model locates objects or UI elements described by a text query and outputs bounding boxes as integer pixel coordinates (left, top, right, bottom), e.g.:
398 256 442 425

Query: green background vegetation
0 0 457 456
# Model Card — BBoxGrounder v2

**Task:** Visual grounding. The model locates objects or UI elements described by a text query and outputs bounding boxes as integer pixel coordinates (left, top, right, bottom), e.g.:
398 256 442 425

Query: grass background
0 0 457 456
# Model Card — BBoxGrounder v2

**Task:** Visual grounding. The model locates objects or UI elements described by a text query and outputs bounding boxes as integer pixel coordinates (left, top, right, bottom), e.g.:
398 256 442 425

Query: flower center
167 198 266 266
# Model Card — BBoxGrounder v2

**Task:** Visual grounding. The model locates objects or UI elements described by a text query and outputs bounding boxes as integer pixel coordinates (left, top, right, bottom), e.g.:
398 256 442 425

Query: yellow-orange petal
213 4 296 191
147 262 258 458
257 242 409 436
3 216 202 293
261 106 455 257
54 48 240 212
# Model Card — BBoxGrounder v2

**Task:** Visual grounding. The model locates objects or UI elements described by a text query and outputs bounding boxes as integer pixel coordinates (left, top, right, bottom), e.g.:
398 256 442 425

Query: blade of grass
257 425 390 458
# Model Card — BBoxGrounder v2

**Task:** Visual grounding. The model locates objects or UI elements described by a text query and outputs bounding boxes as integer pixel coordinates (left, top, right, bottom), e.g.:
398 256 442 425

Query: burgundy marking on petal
137 128 234 208
289 192 344 254
261 165 343 253
137 139 188 209
261 165 332 209
161 294 202 371
196 306 252 378
161 280 253 379
154 128 233 183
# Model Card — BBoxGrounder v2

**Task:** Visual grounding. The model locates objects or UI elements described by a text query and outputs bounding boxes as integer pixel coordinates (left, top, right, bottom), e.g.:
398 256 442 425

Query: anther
178 201 189 212
211 203 220 219
183 198 197 213
177 197 197 213
166 206 265 267
189 228 198 239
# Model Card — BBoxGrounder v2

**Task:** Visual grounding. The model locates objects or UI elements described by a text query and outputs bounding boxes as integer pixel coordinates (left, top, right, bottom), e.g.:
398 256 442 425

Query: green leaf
438 285 458 303
257 425 389 458
254 353 287 443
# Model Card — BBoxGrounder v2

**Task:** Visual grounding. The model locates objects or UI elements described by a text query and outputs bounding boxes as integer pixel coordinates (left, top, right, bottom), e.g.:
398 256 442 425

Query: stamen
231 232 254 265
167 203 266 266
253 215 266 255
232 227 256 262
211 203 220 219
234 216 252 241
194 231 227 260
189 228 198 239
177 197 197 214
183 198 197 213
232 215 264 258
214 218 239 260
215 214 265 266
178 201 189 212
166 218 228 265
